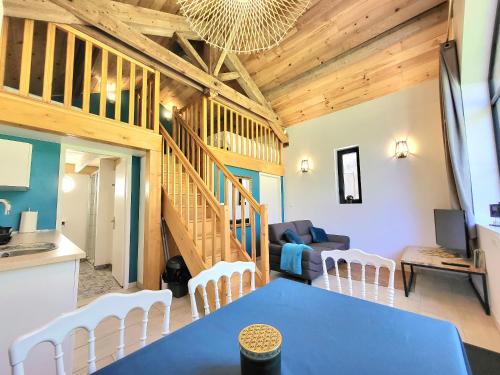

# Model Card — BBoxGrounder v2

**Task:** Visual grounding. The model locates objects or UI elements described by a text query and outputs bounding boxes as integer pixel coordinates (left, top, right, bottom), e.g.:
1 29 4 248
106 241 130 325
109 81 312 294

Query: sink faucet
0 199 12 215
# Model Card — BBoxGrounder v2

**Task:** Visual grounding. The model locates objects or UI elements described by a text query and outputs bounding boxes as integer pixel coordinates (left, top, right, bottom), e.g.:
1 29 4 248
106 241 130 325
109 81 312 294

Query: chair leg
306 279 312 285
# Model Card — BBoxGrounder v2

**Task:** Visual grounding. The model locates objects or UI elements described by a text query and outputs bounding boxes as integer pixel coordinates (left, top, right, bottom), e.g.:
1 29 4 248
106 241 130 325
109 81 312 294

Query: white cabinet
0 139 32 190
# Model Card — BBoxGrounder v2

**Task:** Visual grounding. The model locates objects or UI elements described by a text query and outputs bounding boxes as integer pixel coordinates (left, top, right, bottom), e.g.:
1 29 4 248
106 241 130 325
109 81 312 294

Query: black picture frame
337 146 362 204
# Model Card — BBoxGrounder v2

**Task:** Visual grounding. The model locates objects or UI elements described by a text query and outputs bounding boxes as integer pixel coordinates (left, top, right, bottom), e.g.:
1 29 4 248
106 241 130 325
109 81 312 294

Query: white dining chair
9 289 173 375
321 249 396 307
188 261 255 321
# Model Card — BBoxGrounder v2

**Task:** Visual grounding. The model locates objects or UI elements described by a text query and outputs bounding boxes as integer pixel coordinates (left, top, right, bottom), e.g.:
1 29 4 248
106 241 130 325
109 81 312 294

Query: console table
400 246 490 315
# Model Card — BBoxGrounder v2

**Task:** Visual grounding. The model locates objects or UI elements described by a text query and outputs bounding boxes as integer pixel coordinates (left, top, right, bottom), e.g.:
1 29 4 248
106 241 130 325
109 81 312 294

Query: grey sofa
269 220 350 283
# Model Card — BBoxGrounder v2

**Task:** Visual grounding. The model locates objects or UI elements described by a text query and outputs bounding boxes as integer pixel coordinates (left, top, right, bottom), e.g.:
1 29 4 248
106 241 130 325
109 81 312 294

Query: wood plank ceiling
120 0 448 127
5 0 448 127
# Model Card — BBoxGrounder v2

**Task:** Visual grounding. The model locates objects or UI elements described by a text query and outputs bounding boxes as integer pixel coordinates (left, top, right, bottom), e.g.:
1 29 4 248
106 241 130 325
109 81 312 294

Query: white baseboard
127 282 138 289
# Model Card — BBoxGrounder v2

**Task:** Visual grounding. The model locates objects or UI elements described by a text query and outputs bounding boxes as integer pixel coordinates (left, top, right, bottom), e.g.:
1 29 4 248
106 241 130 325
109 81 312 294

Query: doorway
59 148 132 300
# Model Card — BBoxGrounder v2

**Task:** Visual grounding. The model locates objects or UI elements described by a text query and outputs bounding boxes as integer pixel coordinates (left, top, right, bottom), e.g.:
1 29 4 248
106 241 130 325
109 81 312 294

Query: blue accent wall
0 134 60 230
218 166 261 255
129 156 141 283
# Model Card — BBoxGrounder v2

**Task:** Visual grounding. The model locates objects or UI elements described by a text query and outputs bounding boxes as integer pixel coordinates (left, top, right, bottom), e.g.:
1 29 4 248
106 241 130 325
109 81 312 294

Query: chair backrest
188 261 255 321
321 249 396 307
9 289 173 375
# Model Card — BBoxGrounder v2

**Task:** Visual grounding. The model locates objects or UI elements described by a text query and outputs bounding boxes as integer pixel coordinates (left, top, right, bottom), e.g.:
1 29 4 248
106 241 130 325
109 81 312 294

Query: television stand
401 246 490 315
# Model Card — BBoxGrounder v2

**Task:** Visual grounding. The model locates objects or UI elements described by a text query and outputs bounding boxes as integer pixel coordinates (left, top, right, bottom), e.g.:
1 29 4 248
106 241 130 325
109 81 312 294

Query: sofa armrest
327 234 350 249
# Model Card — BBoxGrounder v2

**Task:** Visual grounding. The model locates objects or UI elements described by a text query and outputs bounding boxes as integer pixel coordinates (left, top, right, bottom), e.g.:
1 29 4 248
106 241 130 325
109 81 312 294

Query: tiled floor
78 261 122 300
72 268 500 373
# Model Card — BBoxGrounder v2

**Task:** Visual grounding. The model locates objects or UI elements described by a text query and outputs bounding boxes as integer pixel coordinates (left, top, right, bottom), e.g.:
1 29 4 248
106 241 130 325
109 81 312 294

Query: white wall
478 225 500 328
94 159 115 266
60 173 90 252
283 79 451 261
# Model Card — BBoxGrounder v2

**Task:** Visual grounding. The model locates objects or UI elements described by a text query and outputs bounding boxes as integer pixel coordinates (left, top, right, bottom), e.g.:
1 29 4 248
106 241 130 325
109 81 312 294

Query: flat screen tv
434 209 470 258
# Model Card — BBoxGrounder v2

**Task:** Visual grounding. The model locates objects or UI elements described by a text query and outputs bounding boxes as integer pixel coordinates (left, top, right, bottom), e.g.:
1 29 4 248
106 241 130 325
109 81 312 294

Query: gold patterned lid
239 324 282 360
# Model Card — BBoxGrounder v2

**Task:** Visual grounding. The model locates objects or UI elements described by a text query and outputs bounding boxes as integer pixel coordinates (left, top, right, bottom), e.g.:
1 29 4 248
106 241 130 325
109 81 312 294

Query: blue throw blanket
280 243 312 275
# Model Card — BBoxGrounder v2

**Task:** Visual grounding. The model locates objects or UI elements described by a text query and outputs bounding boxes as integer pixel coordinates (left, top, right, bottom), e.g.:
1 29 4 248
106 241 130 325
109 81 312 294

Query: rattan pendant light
177 0 310 54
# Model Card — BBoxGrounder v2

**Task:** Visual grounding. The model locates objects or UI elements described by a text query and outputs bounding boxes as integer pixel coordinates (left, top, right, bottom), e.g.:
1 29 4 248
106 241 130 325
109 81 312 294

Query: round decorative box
239 324 282 375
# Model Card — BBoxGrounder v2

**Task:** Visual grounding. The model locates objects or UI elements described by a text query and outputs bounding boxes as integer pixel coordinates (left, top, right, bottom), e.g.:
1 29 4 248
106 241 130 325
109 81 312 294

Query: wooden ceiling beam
3 0 199 39
174 32 209 72
218 72 241 82
50 0 287 142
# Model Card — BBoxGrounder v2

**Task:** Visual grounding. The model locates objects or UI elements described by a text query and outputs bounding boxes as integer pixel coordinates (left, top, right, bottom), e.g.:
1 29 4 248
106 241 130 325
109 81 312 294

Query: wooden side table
401 246 490 315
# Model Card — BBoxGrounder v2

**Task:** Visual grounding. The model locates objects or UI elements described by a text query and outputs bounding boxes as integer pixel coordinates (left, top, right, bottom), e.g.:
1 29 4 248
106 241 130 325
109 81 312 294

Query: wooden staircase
160 111 270 301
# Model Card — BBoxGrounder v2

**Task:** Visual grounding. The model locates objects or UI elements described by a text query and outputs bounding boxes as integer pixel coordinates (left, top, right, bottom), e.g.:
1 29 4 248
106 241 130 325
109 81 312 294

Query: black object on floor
464 343 500 374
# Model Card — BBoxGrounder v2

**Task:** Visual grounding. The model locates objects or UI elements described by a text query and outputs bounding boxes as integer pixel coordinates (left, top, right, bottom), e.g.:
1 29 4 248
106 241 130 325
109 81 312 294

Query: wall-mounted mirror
337 146 362 204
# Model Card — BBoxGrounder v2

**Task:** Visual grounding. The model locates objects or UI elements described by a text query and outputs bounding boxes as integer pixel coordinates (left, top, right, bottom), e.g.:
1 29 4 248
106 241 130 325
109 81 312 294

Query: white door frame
57 144 132 289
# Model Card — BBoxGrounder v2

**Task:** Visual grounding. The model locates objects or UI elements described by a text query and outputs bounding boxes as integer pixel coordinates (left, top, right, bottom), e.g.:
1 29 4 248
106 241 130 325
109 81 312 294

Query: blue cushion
284 228 304 244
310 227 328 243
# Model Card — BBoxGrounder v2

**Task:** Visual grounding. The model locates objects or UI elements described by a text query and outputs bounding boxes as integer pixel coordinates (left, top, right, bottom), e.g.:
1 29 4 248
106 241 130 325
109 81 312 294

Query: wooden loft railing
169 110 270 285
0 16 160 133
179 95 284 175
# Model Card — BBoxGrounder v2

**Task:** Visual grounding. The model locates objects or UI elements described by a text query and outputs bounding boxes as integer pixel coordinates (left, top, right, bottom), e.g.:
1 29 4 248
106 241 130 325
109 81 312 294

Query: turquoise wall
0 134 60 230
218 166 261 256
129 156 141 283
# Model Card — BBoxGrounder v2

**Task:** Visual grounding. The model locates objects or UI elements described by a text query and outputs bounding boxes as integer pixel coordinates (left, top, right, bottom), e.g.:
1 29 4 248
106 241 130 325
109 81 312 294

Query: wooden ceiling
4 0 448 128
116 0 448 127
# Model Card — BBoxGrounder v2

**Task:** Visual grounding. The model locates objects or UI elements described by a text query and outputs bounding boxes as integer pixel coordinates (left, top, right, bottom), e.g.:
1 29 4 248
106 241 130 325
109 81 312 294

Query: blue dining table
96 278 471 374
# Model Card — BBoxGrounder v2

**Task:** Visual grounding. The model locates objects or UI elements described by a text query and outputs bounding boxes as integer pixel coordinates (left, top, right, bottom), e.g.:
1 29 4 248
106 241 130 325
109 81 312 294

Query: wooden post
0 17 10 88
220 204 231 306
82 40 92 113
260 204 270 285
64 32 75 108
115 56 123 121
99 49 108 116
129 63 136 126
221 205 231 262
19 19 34 96
42 23 56 102
153 70 160 133
143 147 163 290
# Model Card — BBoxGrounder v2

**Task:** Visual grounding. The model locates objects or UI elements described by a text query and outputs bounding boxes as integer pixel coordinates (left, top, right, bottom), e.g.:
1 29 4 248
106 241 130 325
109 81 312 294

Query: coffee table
401 246 489 315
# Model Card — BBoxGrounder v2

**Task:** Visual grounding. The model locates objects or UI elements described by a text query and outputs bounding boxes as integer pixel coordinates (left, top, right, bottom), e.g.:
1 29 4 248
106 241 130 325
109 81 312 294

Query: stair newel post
221 205 231 262
220 204 231 306
260 204 270 285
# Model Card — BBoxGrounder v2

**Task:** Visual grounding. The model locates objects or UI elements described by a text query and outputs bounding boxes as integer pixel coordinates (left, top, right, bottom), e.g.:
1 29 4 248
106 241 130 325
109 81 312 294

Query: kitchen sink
0 242 58 258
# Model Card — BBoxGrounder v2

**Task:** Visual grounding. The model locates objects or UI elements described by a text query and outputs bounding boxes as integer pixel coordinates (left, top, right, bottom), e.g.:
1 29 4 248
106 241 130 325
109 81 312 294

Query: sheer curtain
439 40 477 242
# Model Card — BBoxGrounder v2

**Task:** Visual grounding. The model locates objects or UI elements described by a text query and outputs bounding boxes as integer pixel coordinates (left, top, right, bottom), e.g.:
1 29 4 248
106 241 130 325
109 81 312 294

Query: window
337 146 362 204
490 2 500 167
229 176 252 227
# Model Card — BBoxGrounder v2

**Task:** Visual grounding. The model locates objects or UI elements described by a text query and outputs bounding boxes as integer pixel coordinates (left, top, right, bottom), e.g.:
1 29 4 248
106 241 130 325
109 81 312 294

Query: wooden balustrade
170 110 270 284
161 126 231 267
0 17 159 133
179 96 283 166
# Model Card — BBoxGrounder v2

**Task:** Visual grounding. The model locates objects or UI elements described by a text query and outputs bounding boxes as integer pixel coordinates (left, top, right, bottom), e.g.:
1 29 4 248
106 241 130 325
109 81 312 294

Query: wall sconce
395 140 409 159
106 82 116 103
163 109 172 120
301 159 310 173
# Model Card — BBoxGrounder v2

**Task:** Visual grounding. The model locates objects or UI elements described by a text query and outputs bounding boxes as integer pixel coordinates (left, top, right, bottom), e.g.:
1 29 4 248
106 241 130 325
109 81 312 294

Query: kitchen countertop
0 230 85 272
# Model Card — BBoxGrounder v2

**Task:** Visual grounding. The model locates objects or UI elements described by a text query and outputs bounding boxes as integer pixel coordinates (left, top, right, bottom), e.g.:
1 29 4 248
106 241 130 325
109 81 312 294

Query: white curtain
439 40 477 241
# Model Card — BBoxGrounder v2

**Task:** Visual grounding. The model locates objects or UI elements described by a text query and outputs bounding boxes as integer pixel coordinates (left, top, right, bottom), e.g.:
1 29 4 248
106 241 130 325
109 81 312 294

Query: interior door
60 173 91 254
259 173 283 224
112 158 127 286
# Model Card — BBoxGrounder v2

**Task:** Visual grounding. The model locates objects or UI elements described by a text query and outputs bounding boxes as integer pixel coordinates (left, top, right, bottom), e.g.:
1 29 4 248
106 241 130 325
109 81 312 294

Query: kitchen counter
0 230 85 273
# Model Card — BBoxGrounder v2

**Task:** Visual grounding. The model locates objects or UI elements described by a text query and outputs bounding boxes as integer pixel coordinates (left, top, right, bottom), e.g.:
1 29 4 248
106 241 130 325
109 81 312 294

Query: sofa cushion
309 242 348 251
299 234 313 245
284 228 304 244
310 226 328 243
293 220 313 235
269 222 296 244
